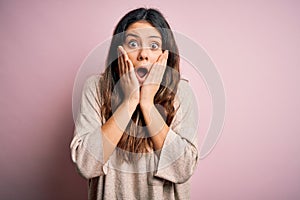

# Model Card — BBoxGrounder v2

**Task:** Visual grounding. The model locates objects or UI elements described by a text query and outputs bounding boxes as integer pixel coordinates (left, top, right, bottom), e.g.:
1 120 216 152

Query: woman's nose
137 48 149 61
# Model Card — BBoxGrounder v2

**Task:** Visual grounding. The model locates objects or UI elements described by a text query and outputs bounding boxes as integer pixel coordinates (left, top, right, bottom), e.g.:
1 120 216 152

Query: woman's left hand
140 50 168 108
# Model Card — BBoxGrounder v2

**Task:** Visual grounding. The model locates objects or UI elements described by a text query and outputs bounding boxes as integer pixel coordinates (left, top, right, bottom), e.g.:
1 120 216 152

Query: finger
153 57 167 72
119 46 130 76
127 59 136 81
117 46 124 76
154 60 167 81
160 50 168 70
156 51 168 68
144 50 168 84
165 50 169 66
157 62 167 80
164 50 169 59
119 46 129 61
156 52 164 63
120 46 132 73
119 46 135 83
146 64 161 84
127 59 134 71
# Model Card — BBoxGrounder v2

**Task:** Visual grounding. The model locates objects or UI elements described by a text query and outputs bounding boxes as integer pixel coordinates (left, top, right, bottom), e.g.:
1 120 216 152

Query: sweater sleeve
70 75 106 179
153 79 199 184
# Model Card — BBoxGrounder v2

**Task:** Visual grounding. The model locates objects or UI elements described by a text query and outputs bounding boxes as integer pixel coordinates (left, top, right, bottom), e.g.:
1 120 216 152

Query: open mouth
136 67 148 78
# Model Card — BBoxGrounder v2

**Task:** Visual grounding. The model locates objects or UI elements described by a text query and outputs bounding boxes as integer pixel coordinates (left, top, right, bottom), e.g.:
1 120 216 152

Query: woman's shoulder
177 77 193 96
84 74 102 86
175 77 196 108
81 74 103 91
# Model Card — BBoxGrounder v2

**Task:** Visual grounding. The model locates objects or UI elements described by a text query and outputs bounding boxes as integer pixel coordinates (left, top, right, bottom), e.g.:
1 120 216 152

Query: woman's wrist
111 100 137 133
122 99 138 114
139 102 169 150
139 101 154 112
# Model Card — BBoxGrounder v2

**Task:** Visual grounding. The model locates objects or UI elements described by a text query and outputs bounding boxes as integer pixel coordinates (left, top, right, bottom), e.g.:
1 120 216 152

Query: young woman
71 7 199 200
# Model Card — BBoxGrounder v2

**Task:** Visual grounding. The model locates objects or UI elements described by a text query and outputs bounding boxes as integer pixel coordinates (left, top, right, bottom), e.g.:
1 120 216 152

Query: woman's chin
136 75 147 85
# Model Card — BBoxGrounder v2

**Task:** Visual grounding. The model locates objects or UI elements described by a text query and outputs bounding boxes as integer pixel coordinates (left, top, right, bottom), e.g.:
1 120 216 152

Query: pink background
1 0 300 199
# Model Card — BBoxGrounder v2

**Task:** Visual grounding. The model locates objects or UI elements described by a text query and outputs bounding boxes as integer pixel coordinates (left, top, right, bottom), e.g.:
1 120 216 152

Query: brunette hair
97 8 180 161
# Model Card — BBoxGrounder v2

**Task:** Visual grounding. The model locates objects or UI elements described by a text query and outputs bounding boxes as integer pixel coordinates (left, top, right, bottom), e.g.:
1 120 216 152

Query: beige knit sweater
70 74 199 200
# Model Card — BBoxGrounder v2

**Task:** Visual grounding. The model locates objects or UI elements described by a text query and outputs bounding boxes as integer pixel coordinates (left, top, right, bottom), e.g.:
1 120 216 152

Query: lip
135 66 150 84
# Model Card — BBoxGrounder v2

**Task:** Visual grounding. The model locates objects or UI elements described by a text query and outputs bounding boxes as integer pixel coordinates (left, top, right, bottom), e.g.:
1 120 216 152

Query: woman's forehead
125 21 161 39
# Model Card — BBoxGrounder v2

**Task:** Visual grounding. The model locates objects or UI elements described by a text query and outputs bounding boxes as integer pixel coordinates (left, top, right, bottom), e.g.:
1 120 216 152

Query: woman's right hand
117 46 140 107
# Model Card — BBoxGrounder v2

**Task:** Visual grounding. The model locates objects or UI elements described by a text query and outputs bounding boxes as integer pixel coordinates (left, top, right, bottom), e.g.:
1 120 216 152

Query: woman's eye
150 42 159 50
128 40 138 48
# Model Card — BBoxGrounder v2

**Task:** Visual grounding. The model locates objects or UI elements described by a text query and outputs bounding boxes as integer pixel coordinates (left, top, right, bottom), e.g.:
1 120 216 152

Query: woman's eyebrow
148 35 161 39
125 33 161 40
125 33 140 38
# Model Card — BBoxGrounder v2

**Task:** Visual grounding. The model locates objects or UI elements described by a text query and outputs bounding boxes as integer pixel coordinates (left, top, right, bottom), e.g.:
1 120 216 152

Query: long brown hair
97 8 180 161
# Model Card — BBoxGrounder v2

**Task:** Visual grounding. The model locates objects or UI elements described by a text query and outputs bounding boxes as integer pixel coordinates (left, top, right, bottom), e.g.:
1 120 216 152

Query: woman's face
122 21 163 84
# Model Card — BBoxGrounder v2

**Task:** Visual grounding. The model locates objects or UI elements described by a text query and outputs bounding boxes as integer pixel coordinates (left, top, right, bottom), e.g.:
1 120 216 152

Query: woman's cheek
153 52 162 62
126 52 136 63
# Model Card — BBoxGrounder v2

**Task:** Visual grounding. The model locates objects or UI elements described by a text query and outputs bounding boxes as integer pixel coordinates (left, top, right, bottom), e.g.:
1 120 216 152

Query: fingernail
165 50 169 58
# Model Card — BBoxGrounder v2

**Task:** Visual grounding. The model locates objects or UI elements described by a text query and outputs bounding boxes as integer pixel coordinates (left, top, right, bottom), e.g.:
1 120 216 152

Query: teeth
136 68 148 78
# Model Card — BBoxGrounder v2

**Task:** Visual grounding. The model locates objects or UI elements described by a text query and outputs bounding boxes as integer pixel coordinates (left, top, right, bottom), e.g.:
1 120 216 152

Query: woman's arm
139 50 169 150
70 75 138 179
138 48 199 183
140 104 170 150
145 80 199 184
102 46 140 161
101 100 137 162
70 47 139 179
70 75 107 179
